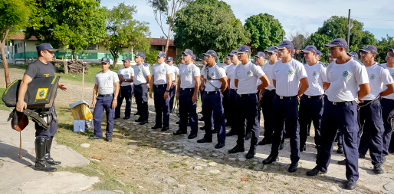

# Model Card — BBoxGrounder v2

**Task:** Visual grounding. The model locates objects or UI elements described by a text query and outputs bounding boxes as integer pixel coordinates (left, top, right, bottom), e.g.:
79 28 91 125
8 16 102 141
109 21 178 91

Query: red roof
150 38 175 46
9 33 39 40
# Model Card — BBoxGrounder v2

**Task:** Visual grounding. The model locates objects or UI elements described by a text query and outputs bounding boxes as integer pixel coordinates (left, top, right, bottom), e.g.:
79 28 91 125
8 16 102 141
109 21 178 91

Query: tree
25 0 107 60
306 33 331 63
104 3 151 66
244 13 284 55
145 50 160 65
0 0 31 87
287 30 310 51
173 0 250 59
147 0 190 54
376 35 394 63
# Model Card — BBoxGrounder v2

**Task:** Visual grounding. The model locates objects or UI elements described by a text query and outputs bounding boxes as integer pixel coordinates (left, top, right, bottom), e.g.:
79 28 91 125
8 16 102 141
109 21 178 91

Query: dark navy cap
229 50 238 56
122 57 131 62
325 38 348 48
276 40 294 50
302 45 317 53
359 45 378 54
316 50 322 57
101 57 110 64
36 43 58 52
349 52 359 59
166 57 173 62
265 46 278 53
203 50 217 58
225 55 230 59
191 54 196 60
255 52 265 58
238 45 251 53
157 51 166 58
182 49 193 56
135 52 146 59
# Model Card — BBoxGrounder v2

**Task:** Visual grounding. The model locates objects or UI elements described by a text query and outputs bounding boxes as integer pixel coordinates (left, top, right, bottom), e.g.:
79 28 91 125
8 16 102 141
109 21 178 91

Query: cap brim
47 49 59 52
324 44 338 47
181 52 191 55
301 49 312 53
276 46 286 49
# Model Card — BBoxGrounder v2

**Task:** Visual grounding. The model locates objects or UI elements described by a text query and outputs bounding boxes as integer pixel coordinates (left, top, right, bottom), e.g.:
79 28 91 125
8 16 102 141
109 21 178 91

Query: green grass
57 63 122 85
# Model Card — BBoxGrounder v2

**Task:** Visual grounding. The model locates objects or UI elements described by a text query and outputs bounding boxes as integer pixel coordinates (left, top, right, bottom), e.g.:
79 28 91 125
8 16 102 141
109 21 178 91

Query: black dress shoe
288 163 298 172
114 116 120 119
89 136 102 140
337 146 344 154
245 149 255 159
139 120 148 125
279 143 284 150
359 154 366 158
373 165 384 174
188 133 198 139
173 130 187 135
346 180 357 190
197 138 212 143
306 167 326 176
300 144 306 152
245 131 251 140
152 124 162 129
106 136 112 142
123 116 130 120
263 155 278 164
176 121 181 124
200 126 205 130
258 139 271 145
215 143 225 149
226 131 236 136
212 129 218 134
135 118 143 122
228 145 245 153
337 159 346 165
134 112 140 115
161 126 169 131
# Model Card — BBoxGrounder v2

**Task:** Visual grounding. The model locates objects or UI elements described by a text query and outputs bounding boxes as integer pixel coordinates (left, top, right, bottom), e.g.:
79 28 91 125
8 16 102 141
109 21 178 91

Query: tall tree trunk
0 29 11 87
164 25 173 54
113 57 118 67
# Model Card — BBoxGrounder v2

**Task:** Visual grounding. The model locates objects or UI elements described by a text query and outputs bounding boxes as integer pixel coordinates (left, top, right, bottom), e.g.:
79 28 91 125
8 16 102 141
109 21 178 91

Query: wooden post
63 57 68 74
82 66 85 100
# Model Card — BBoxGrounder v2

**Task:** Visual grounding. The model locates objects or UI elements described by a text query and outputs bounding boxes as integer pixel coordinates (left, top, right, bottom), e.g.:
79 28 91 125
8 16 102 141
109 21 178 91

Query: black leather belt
230 89 237 91
360 100 372 104
304 95 323 99
238 93 256 97
276 95 296 100
206 91 220 94
330 101 354 106
265 89 276 91
98 94 113 97
155 84 167 88
181 88 194 91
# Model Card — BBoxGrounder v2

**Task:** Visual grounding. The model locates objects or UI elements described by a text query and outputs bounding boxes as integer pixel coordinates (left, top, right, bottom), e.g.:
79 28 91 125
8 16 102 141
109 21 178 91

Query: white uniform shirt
152 63 174 85
261 62 276 90
133 63 150 85
381 63 394 100
361 63 393 100
304 62 328 96
179 63 200 88
325 59 369 102
234 61 265 94
117 66 134 87
169 65 179 81
203 64 226 91
221 64 231 71
226 63 238 89
94 70 119 95
272 58 307 96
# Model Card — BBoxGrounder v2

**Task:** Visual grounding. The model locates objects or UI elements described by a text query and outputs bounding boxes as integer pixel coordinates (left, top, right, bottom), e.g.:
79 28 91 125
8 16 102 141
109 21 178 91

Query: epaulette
143 63 148 67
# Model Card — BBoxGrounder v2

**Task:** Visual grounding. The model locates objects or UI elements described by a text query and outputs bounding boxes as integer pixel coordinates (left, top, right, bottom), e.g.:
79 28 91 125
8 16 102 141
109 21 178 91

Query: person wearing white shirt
228 46 269 159
133 52 151 125
166 57 179 113
90 57 120 142
306 38 371 191
226 50 241 136
356 45 394 174
115 57 134 120
298 45 328 154
221 55 232 126
149 51 174 131
381 49 394 159
173 49 200 139
197 50 227 149
263 40 309 174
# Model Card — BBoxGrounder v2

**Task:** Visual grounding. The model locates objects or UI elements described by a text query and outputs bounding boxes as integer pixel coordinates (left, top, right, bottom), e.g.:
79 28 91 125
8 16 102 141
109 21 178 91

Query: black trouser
261 89 275 141
134 84 149 120
36 105 57 140
299 95 323 149
169 84 176 113
222 89 229 122
115 85 133 118
235 93 260 150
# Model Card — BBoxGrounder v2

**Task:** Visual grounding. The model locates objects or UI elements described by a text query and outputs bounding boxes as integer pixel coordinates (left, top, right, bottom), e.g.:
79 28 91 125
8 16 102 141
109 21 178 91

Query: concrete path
0 110 99 194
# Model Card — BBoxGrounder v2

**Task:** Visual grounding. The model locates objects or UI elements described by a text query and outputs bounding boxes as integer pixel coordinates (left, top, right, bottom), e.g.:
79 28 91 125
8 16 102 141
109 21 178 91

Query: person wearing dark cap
226 50 241 136
133 52 151 125
349 51 363 65
228 46 270 159
90 57 120 142
115 57 134 120
167 57 179 113
298 45 328 154
198 50 227 148
381 48 394 158
263 40 309 173
306 38 370 190
221 55 232 127
149 51 174 131
16 43 67 172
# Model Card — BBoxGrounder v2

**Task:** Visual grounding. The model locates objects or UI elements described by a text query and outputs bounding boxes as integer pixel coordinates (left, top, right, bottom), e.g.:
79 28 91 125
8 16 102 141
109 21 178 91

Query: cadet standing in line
173 49 200 139
134 52 151 125
381 48 394 158
263 40 309 173
115 57 134 120
167 57 179 113
228 46 270 159
306 38 370 190
226 50 241 136
149 51 174 131
90 57 120 142
222 55 232 126
198 50 227 149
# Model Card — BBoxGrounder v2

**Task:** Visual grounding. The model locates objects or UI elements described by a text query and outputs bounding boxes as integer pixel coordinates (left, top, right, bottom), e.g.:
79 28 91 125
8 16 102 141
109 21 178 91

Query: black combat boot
35 137 57 172
45 137 61 165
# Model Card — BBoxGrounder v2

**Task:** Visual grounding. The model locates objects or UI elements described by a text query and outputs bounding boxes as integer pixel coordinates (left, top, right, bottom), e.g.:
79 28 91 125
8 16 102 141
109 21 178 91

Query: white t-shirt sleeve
381 68 394 85
201 65 206 77
253 65 265 78
326 64 332 83
117 68 122 75
320 65 328 83
217 67 226 79
272 64 277 80
113 72 119 83
94 74 98 85
130 68 135 76
355 65 369 85
166 64 174 75
142 65 150 76
194 65 201 77
296 62 307 80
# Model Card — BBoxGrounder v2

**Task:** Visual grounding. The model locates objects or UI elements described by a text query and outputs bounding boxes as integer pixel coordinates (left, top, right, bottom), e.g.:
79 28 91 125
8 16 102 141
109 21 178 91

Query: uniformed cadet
90 57 120 142
199 57 207 123
173 49 200 139
298 45 328 153
134 52 151 125
16 43 67 172
198 50 227 149
306 38 370 190
115 57 134 120
221 55 231 126
226 50 241 136
356 45 393 174
349 51 363 65
329 53 337 63
167 57 179 113
228 46 270 159
381 49 394 159
263 40 309 174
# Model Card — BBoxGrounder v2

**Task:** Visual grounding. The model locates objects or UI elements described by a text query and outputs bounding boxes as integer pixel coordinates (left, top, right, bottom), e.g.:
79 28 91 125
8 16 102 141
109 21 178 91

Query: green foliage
145 51 160 64
25 0 107 55
376 35 394 63
173 0 250 58
0 0 31 37
104 3 151 66
306 33 331 63
244 13 284 55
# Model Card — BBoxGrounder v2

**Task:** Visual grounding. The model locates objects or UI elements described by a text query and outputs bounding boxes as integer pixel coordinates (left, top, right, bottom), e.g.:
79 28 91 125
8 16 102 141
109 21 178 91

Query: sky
101 0 394 41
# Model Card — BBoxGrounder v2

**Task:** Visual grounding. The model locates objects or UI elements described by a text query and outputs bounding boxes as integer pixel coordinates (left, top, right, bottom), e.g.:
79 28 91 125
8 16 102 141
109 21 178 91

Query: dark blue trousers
169 85 176 113
270 95 300 163
358 100 384 166
115 85 133 118
93 96 114 137
228 89 238 132
380 99 394 157
299 95 323 149
134 84 149 120
200 90 215 130
36 105 58 140
235 93 260 149
179 88 198 134
222 89 229 121
202 91 226 144
316 101 359 181
153 84 170 127
261 89 275 140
